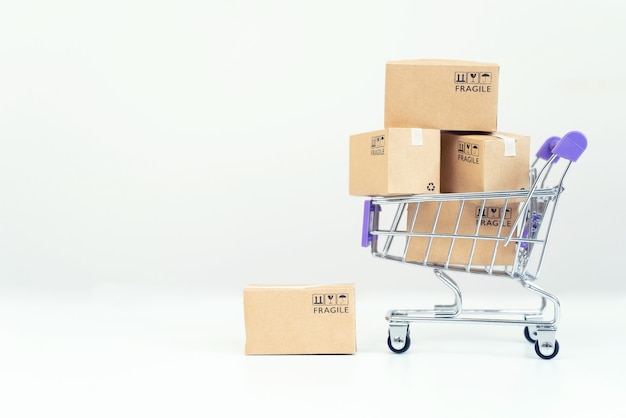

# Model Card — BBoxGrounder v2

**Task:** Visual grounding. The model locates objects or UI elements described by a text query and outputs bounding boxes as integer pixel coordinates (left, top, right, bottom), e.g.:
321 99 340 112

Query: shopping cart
360 131 587 359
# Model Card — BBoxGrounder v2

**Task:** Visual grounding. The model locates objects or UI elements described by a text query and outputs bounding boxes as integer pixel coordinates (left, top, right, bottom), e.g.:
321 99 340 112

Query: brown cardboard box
243 284 356 355
384 59 499 131
349 128 440 196
440 131 531 193
405 200 519 266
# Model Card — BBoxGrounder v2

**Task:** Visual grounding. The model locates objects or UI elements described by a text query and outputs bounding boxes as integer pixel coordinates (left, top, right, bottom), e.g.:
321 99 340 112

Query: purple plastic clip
520 214 542 249
361 200 380 247
552 131 587 162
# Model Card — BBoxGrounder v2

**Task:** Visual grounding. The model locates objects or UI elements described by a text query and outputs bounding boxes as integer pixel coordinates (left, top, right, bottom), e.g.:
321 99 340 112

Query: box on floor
243 284 356 355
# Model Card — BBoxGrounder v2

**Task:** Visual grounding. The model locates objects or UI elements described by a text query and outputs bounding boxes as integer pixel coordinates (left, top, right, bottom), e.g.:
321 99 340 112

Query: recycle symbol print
427 182 436 191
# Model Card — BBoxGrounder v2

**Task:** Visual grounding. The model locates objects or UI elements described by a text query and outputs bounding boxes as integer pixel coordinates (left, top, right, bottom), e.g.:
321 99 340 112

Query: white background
1 0 625 416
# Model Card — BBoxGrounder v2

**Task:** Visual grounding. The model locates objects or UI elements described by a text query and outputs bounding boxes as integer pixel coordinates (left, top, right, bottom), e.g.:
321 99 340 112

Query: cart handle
507 130 588 245
552 130 587 162
535 135 562 162
534 131 588 163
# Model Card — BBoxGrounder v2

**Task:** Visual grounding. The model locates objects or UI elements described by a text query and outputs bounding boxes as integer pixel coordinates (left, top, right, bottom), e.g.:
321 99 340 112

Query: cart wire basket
361 131 587 359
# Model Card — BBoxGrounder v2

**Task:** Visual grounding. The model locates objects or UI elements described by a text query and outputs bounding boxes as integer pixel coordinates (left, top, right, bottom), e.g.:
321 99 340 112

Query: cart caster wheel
534 339 559 360
524 326 537 343
387 332 411 354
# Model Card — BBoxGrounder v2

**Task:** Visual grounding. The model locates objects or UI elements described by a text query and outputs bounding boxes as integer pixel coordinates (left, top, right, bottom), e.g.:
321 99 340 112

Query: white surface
1 1 625 416
2 283 625 417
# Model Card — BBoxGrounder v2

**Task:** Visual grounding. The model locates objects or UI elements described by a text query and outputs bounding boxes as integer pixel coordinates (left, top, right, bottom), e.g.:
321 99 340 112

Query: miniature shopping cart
361 131 587 359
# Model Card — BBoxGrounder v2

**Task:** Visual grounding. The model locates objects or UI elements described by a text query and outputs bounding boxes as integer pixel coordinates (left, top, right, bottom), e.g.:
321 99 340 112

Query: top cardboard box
384 59 499 131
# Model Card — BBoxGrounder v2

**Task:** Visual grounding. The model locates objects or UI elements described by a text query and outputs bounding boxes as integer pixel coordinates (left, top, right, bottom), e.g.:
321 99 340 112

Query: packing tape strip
411 128 423 146
491 133 517 156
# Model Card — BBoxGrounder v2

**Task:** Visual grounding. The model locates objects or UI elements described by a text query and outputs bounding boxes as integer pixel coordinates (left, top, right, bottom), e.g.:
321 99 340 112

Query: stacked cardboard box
349 59 531 265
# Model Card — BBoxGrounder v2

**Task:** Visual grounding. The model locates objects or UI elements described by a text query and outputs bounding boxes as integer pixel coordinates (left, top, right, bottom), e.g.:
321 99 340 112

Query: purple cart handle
536 136 562 162
361 200 380 247
552 130 587 162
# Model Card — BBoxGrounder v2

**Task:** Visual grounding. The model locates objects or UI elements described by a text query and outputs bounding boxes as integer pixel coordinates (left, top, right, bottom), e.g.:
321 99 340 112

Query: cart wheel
534 339 559 360
387 332 411 354
524 326 537 343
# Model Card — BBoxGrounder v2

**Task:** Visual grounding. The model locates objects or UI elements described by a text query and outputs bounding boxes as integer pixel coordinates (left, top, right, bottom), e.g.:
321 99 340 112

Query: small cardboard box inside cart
243 284 356 355
405 200 520 266
405 131 531 266
349 128 441 196
384 59 499 131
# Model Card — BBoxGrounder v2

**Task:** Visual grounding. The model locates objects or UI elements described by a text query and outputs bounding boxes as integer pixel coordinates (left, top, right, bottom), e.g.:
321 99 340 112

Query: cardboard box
405 200 519 266
243 284 356 355
440 131 531 193
349 128 440 196
384 59 499 131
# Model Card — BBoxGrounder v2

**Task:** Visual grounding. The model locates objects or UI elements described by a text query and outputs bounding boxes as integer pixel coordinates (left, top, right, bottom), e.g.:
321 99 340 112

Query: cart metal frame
361 131 587 359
